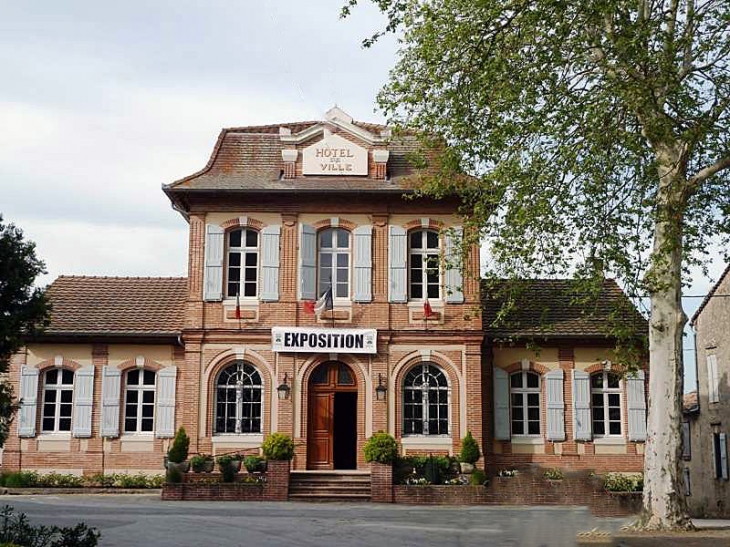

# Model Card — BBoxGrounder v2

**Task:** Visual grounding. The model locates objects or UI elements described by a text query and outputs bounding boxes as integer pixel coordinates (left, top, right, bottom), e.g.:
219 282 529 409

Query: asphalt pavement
1 494 632 547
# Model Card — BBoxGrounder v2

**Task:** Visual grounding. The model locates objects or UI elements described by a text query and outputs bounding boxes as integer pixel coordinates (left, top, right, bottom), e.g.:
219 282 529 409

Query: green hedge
0 472 164 489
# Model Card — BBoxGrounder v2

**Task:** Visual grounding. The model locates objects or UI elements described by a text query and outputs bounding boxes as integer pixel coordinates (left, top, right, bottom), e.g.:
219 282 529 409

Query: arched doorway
307 361 358 470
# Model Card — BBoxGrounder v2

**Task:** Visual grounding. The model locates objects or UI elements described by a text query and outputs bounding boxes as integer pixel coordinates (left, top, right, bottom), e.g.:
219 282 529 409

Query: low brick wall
381 470 642 517
162 460 290 501
371 462 393 503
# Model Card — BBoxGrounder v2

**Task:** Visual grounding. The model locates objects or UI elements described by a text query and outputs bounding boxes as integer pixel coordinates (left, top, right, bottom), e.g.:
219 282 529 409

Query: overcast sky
1 1 724 391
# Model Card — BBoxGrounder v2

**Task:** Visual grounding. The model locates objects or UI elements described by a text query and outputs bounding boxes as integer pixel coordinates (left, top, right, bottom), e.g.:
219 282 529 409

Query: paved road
1 494 630 547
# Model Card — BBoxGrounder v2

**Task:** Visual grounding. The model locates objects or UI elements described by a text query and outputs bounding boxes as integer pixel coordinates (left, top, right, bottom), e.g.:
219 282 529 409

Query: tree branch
688 155 730 189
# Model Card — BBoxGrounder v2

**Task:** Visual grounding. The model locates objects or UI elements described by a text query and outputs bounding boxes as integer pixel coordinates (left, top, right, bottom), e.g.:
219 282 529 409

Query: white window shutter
100 366 122 438
156 366 177 438
18 366 39 438
721 433 729 481
545 369 565 441
627 370 647 441
493 366 510 440
300 224 317 300
444 226 464 303
388 225 407 303
72 365 95 438
203 224 225 301
353 225 373 302
708 355 720 403
682 421 691 460
260 225 281 302
572 370 592 441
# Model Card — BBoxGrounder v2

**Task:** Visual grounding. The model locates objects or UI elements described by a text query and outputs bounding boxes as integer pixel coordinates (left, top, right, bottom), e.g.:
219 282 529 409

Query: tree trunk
640 152 693 530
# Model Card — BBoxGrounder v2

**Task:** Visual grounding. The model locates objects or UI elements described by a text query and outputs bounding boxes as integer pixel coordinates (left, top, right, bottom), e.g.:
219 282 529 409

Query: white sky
1 1 724 392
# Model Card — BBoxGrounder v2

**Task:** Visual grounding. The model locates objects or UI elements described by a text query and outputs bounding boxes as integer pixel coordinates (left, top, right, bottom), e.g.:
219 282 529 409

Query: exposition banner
271 327 377 354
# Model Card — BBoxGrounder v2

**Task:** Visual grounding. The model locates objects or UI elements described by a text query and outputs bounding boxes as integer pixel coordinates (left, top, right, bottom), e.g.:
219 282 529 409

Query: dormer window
227 228 259 298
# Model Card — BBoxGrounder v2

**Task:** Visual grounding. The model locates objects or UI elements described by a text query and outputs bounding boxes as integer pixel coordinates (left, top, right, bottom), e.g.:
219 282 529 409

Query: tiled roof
690 262 730 325
43 276 187 336
164 122 422 195
683 391 699 414
482 278 648 339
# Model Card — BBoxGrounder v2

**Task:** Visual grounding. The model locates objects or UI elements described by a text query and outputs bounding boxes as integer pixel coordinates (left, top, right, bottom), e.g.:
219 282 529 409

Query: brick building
683 264 730 517
5 107 648 477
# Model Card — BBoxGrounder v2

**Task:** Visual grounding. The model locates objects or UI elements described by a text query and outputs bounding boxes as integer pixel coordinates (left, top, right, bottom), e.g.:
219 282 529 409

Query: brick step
290 480 371 488
289 485 371 494
290 473 370 482
289 493 371 502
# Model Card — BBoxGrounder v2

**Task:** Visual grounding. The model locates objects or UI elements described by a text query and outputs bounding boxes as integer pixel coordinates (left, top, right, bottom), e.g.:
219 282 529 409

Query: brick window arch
403 362 450 436
214 361 263 434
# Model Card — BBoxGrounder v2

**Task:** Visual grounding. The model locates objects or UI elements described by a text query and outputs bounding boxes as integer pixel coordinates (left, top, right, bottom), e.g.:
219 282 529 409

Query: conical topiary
459 431 480 464
167 426 190 464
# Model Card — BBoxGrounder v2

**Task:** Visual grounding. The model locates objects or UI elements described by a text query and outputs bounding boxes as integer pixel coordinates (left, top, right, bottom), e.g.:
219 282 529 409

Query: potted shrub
190 454 215 473
363 432 398 465
166 427 190 474
262 433 295 461
217 454 242 482
459 431 480 474
244 455 267 474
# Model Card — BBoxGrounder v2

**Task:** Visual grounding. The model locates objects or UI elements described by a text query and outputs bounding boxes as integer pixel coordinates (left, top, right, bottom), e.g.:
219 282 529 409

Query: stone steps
289 471 371 502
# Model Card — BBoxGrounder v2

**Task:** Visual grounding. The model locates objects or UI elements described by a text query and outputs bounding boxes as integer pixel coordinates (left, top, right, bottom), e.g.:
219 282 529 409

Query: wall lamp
277 372 291 400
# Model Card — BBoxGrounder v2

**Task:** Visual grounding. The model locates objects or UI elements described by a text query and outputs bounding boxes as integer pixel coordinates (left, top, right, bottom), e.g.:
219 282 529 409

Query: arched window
318 228 350 298
41 368 74 433
409 229 440 300
124 369 156 434
510 371 541 436
403 363 449 435
215 361 263 434
226 228 259 298
591 372 622 436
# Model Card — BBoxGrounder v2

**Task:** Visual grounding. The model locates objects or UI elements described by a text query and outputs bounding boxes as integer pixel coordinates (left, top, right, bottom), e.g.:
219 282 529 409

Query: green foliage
86 473 163 489
262 433 295 461
167 427 190 463
243 455 266 473
393 455 456 484
1 472 38 488
0 505 100 546
604 473 644 492
190 454 214 472
0 216 50 447
469 469 488 486
363 432 398 464
459 432 480 464
544 468 564 481
216 455 240 482
166 466 183 484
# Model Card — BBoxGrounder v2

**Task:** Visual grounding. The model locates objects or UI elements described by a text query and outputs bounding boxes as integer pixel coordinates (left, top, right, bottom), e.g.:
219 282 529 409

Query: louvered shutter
721 433 729 481
388 225 407 303
18 366 39 438
682 421 691 460
444 226 464 303
260 225 281 302
72 365 95 438
203 224 225 301
708 355 720 403
493 366 510 440
300 224 316 300
627 370 647 441
353 225 372 302
156 366 177 438
100 366 122 438
572 370 592 441
545 369 565 441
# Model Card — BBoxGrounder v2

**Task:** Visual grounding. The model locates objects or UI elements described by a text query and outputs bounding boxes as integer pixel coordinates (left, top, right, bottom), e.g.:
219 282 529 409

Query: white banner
272 327 377 354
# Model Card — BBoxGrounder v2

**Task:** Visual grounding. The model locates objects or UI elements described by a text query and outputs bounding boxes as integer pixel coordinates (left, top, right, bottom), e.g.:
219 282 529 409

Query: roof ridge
54 275 188 280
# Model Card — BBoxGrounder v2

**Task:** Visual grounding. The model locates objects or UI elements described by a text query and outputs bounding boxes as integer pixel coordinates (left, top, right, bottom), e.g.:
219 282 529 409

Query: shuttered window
226 228 259 298
510 371 541 436
42 369 74 433
409 229 440 300
591 372 622 437
318 228 350 298
124 369 156 434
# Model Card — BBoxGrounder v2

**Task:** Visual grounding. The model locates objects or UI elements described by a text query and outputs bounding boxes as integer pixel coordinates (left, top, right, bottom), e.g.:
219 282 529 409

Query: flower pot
192 459 215 473
166 460 190 473
460 462 475 474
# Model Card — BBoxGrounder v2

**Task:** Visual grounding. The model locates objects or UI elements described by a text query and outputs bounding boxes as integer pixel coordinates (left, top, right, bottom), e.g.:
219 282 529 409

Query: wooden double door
307 361 358 470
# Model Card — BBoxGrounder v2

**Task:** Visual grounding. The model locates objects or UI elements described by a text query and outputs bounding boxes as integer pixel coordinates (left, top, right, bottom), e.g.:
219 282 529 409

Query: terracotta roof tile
482 278 648 339
43 276 187 336
683 391 699 414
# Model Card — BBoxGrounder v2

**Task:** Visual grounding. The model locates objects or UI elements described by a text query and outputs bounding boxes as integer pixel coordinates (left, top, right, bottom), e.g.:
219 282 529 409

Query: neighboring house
5 107 647 479
685 264 730 517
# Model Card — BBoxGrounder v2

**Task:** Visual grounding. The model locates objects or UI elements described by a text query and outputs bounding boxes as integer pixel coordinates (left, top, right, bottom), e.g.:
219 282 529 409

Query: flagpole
330 276 335 329
237 286 242 332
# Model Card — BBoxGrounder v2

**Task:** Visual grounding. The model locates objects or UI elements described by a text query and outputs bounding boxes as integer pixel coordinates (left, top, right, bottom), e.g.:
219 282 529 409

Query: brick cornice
220 216 266 231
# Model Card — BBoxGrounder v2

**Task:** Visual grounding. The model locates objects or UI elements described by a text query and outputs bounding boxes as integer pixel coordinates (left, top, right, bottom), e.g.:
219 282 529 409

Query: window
708 354 720 403
591 372 622 436
682 421 691 460
226 228 259 298
713 432 728 480
124 369 156 434
510 371 541 436
403 363 449 436
318 228 350 298
41 368 74 433
409 229 440 300
215 361 263 434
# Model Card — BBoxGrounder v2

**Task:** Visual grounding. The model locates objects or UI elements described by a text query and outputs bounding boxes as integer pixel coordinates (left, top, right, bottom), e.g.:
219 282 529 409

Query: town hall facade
5 108 648 477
